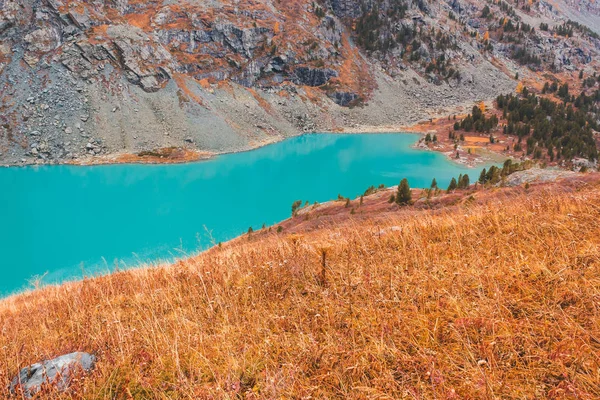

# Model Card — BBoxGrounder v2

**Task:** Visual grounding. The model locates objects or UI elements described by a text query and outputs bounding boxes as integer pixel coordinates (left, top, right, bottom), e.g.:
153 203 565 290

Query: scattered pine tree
396 178 412 205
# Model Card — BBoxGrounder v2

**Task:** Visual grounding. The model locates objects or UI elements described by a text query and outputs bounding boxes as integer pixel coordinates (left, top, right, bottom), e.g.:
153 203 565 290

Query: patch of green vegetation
454 105 499 133
497 91 599 161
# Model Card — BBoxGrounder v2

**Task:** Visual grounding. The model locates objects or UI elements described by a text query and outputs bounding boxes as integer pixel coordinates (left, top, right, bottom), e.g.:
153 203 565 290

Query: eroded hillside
0 0 598 165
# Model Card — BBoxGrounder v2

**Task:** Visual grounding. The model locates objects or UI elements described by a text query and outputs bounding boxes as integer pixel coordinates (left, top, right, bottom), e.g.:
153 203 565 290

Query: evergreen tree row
496 91 598 161
454 105 499 133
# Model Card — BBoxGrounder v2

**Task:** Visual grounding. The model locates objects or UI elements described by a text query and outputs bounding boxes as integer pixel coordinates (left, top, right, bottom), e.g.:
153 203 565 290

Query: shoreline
1 168 588 300
1 125 504 169
0 99 511 169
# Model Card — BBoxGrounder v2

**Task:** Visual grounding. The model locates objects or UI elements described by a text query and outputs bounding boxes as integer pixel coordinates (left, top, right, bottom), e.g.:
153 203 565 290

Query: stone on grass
10 352 96 397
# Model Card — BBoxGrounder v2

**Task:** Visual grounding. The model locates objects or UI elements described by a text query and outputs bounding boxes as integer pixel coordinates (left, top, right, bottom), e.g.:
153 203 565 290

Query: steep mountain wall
0 0 597 165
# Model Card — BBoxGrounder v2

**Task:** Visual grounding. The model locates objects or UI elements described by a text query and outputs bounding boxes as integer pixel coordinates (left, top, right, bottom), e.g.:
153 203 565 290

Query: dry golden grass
1 180 600 398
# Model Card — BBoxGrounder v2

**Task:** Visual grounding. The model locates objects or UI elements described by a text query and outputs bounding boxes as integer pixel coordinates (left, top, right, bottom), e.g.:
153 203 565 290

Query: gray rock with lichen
10 352 96 398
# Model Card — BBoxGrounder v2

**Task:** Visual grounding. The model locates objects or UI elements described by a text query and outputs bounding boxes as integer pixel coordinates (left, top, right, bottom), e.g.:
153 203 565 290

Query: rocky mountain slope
0 0 598 165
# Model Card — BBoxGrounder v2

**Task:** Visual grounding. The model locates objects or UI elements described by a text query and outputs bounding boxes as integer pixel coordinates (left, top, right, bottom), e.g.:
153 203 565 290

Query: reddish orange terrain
251 169 595 236
72 147 213 166
2 172 598 398
404 106 513 164
80 0 374 104
404 68 600 167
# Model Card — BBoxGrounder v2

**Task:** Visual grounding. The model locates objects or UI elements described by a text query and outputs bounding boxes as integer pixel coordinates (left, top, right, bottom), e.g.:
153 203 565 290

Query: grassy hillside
1 177 600 398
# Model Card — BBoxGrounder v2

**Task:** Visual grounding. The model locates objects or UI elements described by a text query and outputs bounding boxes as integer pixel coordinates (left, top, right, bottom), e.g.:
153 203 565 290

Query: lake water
0 133 487 296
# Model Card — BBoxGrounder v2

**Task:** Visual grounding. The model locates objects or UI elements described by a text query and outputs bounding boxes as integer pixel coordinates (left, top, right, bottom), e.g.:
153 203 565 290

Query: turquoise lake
0 133 488 296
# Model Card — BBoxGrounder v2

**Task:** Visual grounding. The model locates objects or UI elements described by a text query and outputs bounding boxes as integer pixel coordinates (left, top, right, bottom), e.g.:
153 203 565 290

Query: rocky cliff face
327 0 363 19
0 0 597 165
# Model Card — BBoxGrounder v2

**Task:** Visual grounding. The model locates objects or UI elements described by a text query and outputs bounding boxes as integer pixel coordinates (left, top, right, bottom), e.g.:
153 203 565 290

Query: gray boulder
10 352 96 397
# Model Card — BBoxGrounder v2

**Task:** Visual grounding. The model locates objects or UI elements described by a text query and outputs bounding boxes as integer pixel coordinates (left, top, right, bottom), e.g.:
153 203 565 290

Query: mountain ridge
0 0 598 166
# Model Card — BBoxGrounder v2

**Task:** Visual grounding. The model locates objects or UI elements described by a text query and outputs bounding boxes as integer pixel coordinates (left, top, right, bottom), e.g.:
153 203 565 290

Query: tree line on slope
451 86 599 163
387 159 533 206
352 0 460 80
496 90 599 161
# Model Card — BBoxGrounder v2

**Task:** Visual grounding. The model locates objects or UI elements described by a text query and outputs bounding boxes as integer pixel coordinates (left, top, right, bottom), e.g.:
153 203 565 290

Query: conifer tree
291 200 303 215
396 178 412 205
460 174 470 188
447 177 458 192
479 168 487 184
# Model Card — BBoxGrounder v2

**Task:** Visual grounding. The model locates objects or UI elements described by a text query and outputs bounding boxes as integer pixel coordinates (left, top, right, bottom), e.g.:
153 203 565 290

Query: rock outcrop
10 352 96 398
328 91 359 107
327 0 363 19
292 67 338 87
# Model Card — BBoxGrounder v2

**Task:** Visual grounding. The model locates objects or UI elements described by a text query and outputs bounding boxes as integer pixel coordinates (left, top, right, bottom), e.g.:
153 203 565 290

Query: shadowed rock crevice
292 67 338 87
